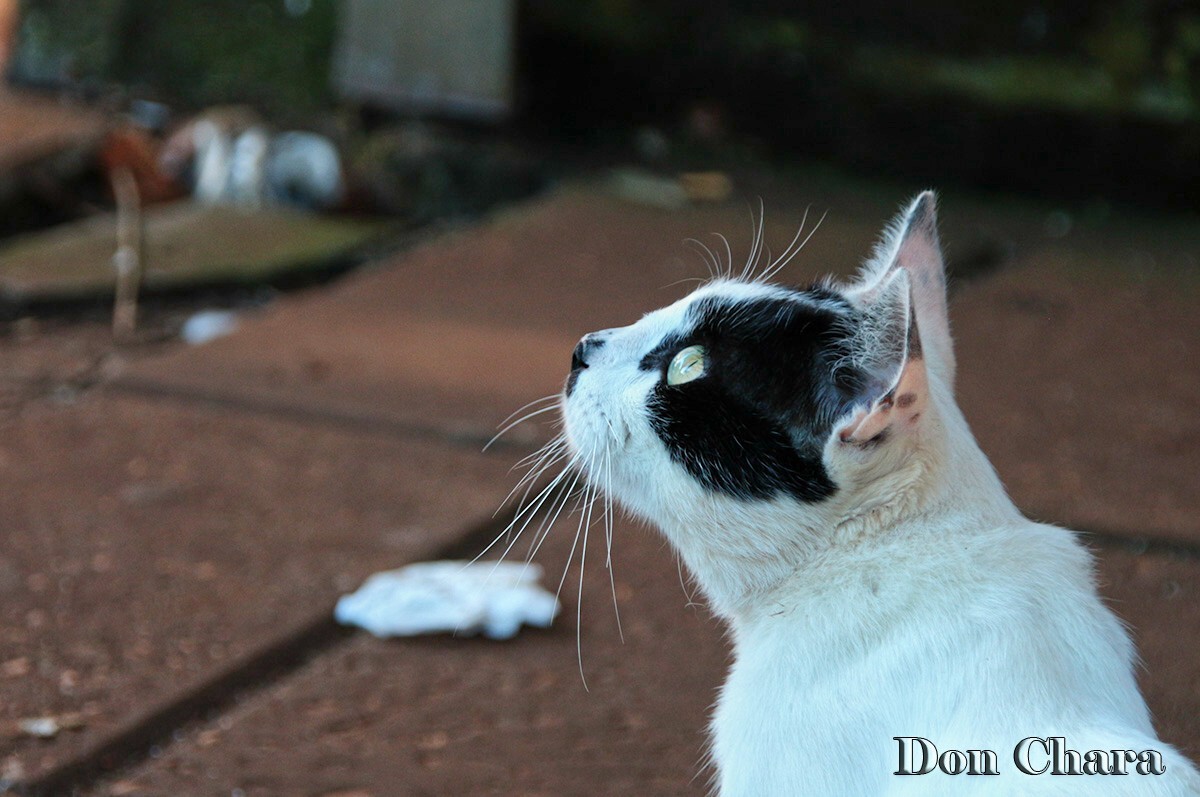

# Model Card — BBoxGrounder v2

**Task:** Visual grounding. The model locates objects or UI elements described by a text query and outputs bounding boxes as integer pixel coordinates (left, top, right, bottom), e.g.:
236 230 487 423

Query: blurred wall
333 0 514 120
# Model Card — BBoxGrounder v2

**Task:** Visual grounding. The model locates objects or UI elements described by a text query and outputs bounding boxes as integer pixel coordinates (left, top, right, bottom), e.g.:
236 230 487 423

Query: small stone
1 755 25 781
417 730 449 751
2 657 30 678
58 669 79 693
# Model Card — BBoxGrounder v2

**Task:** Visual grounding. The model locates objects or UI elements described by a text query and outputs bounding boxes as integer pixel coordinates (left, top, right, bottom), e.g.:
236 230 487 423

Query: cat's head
561 192 963 615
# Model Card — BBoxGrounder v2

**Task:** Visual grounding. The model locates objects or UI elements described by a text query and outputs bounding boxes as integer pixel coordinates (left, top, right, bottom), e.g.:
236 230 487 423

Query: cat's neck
665 391 1017 623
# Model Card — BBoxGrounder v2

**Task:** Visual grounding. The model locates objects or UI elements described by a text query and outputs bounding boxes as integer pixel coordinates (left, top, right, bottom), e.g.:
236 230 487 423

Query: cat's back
714 517 1200 795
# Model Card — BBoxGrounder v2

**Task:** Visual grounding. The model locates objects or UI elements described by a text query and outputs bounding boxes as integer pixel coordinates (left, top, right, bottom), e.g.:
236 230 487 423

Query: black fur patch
565 334 606 398
645 290 864 502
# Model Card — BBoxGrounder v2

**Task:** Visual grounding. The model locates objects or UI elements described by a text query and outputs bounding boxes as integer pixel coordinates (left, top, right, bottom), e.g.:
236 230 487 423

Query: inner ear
848 268 912 402
836 270 929 447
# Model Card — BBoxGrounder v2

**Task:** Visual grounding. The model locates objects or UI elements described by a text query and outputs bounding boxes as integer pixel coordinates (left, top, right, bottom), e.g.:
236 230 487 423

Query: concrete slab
0 392 516 785
0 203 385 300
85 526 1199 796
84 514 730 797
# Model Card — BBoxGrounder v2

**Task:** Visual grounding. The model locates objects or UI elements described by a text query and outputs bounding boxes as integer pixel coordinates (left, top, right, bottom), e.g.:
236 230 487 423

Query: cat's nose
571 334 604 372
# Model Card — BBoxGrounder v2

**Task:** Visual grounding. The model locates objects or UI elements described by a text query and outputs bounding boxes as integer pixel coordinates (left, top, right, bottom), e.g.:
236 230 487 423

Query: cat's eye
667 345 707 386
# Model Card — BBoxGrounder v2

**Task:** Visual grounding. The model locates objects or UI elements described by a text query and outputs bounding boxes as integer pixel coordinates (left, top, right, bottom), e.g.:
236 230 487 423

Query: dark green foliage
15 0 338 118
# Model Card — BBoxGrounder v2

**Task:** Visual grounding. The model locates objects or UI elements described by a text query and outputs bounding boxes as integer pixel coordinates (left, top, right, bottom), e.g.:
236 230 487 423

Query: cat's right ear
849 191 955 386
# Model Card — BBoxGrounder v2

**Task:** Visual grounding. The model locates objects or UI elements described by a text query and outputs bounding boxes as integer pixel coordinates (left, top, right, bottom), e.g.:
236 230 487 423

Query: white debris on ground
334 561 560 640
16 713 85 739
180 310 239 345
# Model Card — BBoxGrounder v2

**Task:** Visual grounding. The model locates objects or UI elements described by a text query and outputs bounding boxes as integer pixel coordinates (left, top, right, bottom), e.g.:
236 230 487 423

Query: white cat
557 193 1200 795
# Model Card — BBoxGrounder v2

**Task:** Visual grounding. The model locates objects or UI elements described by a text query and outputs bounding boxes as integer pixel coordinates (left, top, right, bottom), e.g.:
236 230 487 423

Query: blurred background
0 2 1197 796
3 0 1200 234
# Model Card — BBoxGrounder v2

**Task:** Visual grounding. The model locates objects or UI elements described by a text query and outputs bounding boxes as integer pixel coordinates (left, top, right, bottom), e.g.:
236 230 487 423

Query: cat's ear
834 267 928 447
850 191 954 386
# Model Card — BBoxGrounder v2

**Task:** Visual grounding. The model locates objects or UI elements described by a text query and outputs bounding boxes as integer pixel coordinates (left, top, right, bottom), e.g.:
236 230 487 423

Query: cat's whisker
470 456 577 567
524 459 586 566
602 447 615 569
713 232 733 280
506 433 567 491
603 445 625 643
509 433 565 471
495 458 581 560
483 404 560 451
661 276 711 292
739 199 767 281
522 476 577 564
797 208 828 250
494 393 559 429
507 432 566 483
676 551 697 606
762 208 828 284
500 445 571 531
493 435 568 518
546 475 595 686
758 205 810 283
684 237 722 281
574 463 602 691
554 452 597 604
476 462 588 597
510 444 552 471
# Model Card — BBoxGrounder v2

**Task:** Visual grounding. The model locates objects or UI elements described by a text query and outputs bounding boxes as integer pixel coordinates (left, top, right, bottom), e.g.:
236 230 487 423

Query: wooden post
111 167 144 343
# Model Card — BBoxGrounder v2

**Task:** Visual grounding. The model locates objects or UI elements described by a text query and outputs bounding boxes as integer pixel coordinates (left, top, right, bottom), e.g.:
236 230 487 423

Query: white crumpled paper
334 561 560 640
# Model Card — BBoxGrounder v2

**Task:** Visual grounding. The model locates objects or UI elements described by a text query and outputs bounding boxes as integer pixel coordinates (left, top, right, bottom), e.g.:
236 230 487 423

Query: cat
554 192 1200 795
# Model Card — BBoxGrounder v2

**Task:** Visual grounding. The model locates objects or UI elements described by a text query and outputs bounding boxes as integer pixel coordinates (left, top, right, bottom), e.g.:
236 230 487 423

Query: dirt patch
0 392 519 785
84 514 729 797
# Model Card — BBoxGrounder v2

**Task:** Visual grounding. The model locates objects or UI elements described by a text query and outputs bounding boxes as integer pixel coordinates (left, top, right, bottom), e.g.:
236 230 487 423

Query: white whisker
684 237 721 280
740 198 766 281
603 445 624 643
759 205 809 283
524 462 585 566
763 207 827 284
484 404 560 451
714 233 733 279
503 438 568 508
493 393 559 429
470 456 576 567
492 435 567 518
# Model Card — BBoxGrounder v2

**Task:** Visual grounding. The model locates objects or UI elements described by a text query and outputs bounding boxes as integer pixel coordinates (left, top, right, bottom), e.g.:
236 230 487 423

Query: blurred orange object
0 0 17 71
100 127 186 205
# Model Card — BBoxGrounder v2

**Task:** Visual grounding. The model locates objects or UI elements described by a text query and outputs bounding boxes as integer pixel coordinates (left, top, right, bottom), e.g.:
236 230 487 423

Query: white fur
561 193 1200 795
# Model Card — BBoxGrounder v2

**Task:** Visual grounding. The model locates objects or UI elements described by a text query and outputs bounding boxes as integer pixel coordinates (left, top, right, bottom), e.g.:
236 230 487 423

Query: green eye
667 345 707 386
